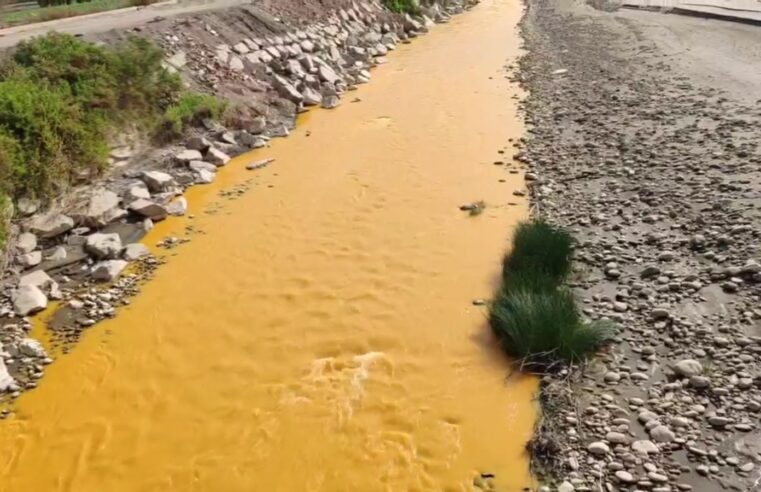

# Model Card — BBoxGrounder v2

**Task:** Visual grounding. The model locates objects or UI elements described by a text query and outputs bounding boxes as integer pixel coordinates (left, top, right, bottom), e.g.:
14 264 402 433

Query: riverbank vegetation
490 220 615 370
0 32 223 246
0 0 159 28
382 0 421 14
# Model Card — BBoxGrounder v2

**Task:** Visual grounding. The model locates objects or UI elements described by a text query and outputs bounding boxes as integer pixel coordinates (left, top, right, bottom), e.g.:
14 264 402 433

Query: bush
489 288 615 369
159 93 226 141
502 219 573 286
490 220 614 370
383 0 421 14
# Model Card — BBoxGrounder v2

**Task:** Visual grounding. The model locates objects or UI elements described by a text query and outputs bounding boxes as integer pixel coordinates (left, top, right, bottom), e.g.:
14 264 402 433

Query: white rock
81 188 121 227
123 243 150 261
273 75 304 103
188 160 217 173
12 285 47 316
649 425 675 443
141 171 176 192
16 232 37 254
126 185 151 201
632 440 659 454
195 169 215 184
85 233 123 259
17 251 42 268
18 338 46 358
166 197 188 216
673 359 703 378
175 149 204 162
587 441 610 456
232 42 249 54
27 211 74 239
615 470 635 483
317 63 340 84
128 199 168 221
16 197 40 217
229 56 244 71
302 86 322 106
47 246 67 261
165 51 186 69
0 358 16 392
91 260 128 282
205 147 231 166
558 481 574 492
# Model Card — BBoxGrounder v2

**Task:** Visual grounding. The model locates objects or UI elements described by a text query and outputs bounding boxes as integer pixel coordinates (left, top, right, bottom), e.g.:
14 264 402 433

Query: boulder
17 251 42 268
128 199 168 221
91 260 128 282
205 147 231 166
0 358 17 392
27 211 74 239
16 232 37 254
229 56 244 71
249 116 266 134
318 63 341 84
673 359 703 378
322 95 341 109
175 148 204 162
141 171 176 192
47 246 67 261
12 285 47 316
85 233 123 259
188 161 217 174
79 188 121 227
273 75 304 104
302 87 322 106
166 197 188 216
126 185 151 201
195 169 215 184
123 243 150 261
16 197 40 217
18 338 46 358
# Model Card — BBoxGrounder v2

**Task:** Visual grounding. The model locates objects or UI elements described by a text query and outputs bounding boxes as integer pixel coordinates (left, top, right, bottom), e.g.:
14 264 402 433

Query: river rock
27 211 74 239
12 285 47 316
166 197 188 216
587 441 610 456
615 470 635 483
650 425 676 443
18 338 46 358
0 358 16 392
557 481 574 492
78 188 121 227
205 147 231 166
126 185 151 201
248 116 266 134
141 171 176 192
189 160 217 174
302 86 323 106
318 63 341 84
123 243 150 260
16 232 37 254
16 197 39 217
175 148 204 162
85 233 123 259
128 199 168 221
17 251 42 268
273 75 304 103
195 169 215 184
19 270 61 299
91 260 128 282
632 440 659 454
673 359 703 378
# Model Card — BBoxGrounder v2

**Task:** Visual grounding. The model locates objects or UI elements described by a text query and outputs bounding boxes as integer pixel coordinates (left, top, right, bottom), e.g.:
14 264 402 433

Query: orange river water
0 1 536 490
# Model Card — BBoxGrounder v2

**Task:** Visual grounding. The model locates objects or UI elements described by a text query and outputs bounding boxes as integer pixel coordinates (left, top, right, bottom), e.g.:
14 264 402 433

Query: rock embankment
517 0 761 490
0 0 476 409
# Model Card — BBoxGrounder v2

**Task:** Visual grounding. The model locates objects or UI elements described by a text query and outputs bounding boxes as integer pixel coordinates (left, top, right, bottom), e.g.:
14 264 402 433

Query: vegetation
1 0 157 28
382 0 421 14
490 220 614 370
0 33 223 249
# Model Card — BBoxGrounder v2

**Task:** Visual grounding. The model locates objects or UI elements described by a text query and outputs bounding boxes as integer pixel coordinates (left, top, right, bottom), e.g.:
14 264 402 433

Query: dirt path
519 0 761 490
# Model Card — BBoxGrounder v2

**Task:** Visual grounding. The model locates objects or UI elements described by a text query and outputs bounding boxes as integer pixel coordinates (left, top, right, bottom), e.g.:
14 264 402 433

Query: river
0 1 535 490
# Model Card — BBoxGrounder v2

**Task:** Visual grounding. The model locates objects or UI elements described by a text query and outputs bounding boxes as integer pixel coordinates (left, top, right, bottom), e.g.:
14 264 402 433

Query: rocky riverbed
0 0 476 409
517 0 761 490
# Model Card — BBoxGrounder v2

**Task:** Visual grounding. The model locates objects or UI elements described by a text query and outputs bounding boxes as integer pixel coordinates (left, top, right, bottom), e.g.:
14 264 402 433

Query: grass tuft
502 219 573 286
490 220 614 370
158 92 227 141
382 0 421 14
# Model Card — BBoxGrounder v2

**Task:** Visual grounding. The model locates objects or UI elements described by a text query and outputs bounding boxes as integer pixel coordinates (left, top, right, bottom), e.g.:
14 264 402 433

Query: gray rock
195 169 215 184
205 147 231 166
273 75 304 103
79 188 121 227
27 211 74 239
128 199 168 221
615 470 635 483
166 197 188 216
85 233 123 259
587 441 610 456
557 481 574 492
673 359 703 378
12 285 47 316
141 171 176 192
18 338 46 358
650 425 675 443
91 260 128 282
17 250 41 268
302 86 322 106
16 197 40 217
123 243 150 261
126 185 151 201
0 358 17 392
248 116 266 134
47 246 67 261
606 431 630 444
632 440 659 454
16 232 37 254
185 138 211 152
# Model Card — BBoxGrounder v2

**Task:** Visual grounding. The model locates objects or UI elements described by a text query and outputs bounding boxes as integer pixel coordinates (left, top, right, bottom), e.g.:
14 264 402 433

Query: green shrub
503 219 573 286
383 0 421 14
159 93 226 140
489 288 615 369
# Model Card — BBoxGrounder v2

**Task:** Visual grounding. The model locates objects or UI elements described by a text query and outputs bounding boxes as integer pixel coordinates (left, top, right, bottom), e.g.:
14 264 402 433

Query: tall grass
382 0 421 14
490 220 614 370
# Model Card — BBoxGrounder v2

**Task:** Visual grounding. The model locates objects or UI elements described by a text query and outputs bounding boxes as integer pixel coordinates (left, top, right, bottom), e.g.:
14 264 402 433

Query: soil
518 0 761 490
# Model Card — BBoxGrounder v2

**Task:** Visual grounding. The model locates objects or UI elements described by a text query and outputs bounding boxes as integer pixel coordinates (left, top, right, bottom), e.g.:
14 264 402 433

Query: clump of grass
158 92 227 141
502 219 573 286
490 220 614 370
383 0 421 14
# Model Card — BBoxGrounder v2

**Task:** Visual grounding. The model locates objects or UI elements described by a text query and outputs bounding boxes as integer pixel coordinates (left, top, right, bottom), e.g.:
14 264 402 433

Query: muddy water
0 1 534 490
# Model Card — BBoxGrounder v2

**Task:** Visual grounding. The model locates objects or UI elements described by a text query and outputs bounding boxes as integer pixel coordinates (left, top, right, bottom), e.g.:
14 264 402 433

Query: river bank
518 0 761 489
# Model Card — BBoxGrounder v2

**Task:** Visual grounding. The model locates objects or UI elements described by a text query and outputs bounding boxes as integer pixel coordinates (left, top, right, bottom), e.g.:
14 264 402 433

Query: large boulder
85 233 123 259
123 243 150 261
75 188 121 227
175 149 204 162
205 147 231 166
141 171 176 193
673 359 703 378
91 260 128 282
302 87 322 106
19 269 62 300
12 285 47 316
273 75 304 104
128 199 168 221
27 211 74 239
